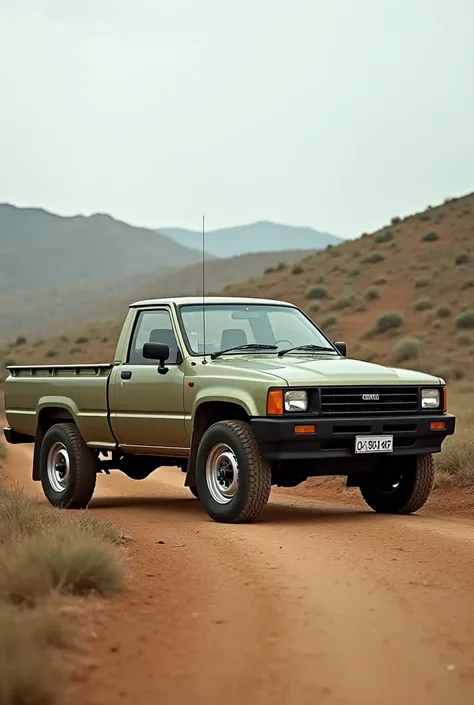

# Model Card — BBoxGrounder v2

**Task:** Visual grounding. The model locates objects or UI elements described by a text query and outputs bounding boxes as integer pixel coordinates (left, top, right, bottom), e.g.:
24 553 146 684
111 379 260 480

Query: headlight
421 388 440 409
284 390 308 412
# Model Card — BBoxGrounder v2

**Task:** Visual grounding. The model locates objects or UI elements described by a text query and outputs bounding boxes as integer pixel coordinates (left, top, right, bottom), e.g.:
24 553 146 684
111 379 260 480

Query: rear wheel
359 454 435 514
196 420 271 523
39 422 98 509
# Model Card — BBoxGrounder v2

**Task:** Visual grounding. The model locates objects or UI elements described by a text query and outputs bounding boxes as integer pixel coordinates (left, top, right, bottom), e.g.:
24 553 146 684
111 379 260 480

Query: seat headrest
220 328 248 351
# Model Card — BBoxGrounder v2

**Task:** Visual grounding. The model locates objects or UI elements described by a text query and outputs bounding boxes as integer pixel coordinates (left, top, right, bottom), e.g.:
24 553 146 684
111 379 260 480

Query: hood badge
362 393 380 401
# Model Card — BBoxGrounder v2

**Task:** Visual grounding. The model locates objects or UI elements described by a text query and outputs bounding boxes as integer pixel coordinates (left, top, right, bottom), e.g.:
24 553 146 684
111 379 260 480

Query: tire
359 454 435 514
196 420 271 523
39 422 98 509
189 485 200 499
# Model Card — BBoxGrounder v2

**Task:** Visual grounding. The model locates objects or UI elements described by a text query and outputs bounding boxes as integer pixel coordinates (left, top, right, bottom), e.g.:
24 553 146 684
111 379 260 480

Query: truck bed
4 363 116 448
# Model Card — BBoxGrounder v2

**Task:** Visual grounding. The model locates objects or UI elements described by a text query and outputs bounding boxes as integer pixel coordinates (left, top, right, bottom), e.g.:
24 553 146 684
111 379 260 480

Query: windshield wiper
210 344 277 360
278 344 337 357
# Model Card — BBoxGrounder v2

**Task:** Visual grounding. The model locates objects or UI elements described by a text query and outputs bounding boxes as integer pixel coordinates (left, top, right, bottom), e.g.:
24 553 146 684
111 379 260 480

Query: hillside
0 204 203 293
11 249 314 344
4 193 474 383
159 221 341 257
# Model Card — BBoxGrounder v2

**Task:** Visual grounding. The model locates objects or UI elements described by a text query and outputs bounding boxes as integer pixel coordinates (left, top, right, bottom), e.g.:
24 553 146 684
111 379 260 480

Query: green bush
15 336 27 346
457 334 472 346
69 346 83 355
349 268 361 277
436 305 452 318
45 349 58 358
461 279 474 290
276 262 287 271
421 231 439 242
331 295 353 311
455 253 470 265
393 337 421 362
413 299 432 312
455 310 474 330
372 276 387 285
75 336 90 344
291 264 304 275
321 315 339 329
375 312 404 334
364 288 379 301
391 217 401 225
375 230 394 244
264 267 275 274
306 286 329 300
414 278 430 289
363 251 385 264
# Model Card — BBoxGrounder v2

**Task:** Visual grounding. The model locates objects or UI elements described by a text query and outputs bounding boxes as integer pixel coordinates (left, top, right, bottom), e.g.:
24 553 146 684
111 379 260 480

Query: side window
128 310 180 365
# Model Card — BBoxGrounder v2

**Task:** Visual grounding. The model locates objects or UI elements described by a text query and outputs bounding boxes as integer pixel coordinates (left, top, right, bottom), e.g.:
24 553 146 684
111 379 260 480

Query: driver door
109 308 188 455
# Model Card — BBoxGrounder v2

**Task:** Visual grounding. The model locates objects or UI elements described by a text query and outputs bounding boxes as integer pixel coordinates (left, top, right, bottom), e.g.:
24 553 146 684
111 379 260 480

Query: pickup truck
4 296 455 523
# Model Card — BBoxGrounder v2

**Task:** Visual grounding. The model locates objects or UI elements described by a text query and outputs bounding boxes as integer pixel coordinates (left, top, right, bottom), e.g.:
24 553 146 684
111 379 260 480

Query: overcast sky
1 0 473 238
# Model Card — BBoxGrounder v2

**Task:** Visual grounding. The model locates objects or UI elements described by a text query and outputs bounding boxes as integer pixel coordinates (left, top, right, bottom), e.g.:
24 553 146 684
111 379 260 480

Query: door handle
121 370 132 380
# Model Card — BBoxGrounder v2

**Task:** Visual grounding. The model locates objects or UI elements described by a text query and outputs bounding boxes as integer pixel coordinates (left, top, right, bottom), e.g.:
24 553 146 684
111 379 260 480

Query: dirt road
4 444 474 705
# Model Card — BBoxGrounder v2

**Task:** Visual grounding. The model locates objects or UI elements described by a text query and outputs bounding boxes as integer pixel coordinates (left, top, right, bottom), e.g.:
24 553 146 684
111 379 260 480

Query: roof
129 295 295 308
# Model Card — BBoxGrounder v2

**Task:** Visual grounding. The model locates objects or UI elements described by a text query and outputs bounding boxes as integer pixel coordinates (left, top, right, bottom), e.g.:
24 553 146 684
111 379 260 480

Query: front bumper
250 413 456 461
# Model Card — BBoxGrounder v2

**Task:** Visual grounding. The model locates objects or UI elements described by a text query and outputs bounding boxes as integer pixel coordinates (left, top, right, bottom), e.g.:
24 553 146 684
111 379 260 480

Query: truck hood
213 355 442 386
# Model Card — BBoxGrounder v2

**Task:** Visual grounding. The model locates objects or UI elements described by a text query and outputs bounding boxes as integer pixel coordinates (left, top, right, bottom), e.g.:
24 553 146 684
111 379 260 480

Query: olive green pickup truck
4 296 455 523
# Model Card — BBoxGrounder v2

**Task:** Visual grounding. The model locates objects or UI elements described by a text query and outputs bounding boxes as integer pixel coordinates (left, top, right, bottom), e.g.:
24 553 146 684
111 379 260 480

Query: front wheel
196 420 272 523
39 422 98 509
359 454 435 514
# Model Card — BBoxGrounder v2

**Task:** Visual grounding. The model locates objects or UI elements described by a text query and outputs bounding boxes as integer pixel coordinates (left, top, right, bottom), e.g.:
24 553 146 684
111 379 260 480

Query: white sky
1 0 473 238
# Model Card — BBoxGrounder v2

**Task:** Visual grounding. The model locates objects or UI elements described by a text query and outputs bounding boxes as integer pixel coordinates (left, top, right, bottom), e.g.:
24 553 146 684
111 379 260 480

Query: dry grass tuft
0 445 125 704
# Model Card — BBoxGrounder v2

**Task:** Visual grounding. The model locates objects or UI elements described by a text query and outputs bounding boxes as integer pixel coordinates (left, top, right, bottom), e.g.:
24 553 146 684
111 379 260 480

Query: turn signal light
267 389 284 415
430 421 446 431
294 425 316 434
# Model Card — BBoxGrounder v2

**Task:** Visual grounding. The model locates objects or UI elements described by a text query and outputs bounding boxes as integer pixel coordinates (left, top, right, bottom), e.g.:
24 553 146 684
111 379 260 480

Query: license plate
355 435 394 454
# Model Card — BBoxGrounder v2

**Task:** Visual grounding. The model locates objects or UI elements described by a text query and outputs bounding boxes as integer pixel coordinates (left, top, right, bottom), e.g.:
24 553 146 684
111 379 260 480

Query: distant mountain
158 221 342 258
0 204 203 293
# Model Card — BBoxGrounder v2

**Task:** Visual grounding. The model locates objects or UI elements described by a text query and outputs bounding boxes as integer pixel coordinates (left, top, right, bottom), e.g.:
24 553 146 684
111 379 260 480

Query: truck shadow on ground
89 493 398 527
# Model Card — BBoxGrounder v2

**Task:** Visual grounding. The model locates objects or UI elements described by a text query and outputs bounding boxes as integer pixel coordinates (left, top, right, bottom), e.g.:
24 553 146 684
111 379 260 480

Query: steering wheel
274 339 293 347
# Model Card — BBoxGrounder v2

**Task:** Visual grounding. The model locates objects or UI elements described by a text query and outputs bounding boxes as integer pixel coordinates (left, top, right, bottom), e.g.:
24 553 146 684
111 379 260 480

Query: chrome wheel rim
46 442 71 493
205 443 239 504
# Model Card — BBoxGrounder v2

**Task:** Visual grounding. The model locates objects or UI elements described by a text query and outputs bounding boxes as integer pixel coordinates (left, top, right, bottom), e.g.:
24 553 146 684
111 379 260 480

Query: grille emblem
362 393 380 401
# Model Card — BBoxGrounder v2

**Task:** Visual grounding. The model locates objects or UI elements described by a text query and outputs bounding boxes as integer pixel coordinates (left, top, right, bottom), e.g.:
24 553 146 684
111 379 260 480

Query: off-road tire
196 420 272 523
39 422 98 509
189 485 200 499
359 453 435 514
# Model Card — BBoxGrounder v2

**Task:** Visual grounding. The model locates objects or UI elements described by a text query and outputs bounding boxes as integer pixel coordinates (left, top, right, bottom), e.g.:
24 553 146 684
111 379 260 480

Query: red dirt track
4 444 474 705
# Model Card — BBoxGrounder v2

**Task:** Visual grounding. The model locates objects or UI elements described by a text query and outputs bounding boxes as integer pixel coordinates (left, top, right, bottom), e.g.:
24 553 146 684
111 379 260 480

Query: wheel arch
184 400 250 487
33 403 80 481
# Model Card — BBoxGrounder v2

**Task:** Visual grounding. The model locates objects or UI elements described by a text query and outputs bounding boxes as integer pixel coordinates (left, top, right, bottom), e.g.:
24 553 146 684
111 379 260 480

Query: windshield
179 303 336 356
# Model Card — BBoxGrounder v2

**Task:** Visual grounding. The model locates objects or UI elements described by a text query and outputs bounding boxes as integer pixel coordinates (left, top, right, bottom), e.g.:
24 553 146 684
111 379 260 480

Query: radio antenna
201 214 207 364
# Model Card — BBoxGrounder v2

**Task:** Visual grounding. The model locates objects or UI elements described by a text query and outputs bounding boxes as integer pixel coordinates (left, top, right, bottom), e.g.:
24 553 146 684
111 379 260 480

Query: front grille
319 386 419 416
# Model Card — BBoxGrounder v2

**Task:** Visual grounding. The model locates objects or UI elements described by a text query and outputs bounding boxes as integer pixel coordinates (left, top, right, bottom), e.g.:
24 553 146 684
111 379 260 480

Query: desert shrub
69 346 82 355
414 278 430 289
413 298 432 312
455 252 470 265
45 349 58 358
372 276 387 285
276 262 287 271
457 334 472 346
306 286 328 300
364 288 379 301
421 231 439 242
349 268 361 277
307 303 320 313
393 337 421 362
435 428 474 487
3 358 16 368
60 335 69 343
14 336 27 346
374 312 404 334
461 279 474 290
391 216 401 225
321 315 339 329
75 336 90 344
435 365 465 383
375 230 394 244
264 267 275 274
436 305 452 318
455 310 474 329
363 251 385 264
420 214 431 221
291 264 304 275
331 295 353 310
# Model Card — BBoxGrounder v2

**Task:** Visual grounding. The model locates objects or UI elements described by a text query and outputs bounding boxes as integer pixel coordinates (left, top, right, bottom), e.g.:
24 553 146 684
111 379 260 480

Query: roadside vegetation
434 383 474 488
0 441 126 705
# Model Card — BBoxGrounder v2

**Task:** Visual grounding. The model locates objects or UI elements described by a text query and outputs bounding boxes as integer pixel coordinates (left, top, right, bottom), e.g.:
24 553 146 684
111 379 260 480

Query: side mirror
334 341 347 357
142 342 170 374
